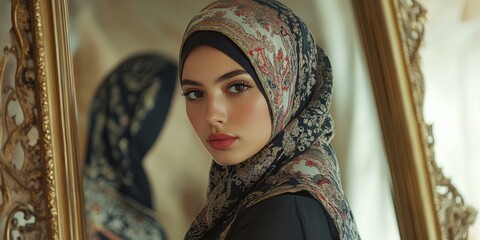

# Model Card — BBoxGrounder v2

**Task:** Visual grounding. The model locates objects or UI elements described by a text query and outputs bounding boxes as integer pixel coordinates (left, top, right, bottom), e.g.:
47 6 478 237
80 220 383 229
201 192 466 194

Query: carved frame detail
0 0 86 239
353 0 476 239
394 0 477 239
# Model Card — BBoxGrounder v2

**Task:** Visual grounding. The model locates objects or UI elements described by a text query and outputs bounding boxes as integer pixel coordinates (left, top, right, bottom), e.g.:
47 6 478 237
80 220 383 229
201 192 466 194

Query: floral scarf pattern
181 0 360 239
83 53 176 240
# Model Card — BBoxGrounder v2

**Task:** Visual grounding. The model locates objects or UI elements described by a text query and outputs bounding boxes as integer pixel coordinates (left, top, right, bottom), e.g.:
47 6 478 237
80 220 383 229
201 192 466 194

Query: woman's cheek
186 105 203 135
235 96 271 128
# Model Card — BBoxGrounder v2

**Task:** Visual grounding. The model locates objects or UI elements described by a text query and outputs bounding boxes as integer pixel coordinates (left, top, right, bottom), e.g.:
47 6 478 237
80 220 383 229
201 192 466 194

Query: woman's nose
205 95 227 127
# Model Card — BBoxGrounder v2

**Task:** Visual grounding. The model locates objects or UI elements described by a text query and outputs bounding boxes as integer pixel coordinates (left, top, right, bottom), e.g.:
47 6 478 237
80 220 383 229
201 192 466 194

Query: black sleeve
227 191 339 240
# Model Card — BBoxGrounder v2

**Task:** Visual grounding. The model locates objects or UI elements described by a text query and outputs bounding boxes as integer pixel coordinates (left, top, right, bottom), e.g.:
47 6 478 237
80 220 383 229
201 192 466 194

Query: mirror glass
68 0 399 239
419 0 480 237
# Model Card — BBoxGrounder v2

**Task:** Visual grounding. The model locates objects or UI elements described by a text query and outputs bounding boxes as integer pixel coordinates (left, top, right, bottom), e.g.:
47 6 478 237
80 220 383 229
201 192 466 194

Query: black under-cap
179 31 261 91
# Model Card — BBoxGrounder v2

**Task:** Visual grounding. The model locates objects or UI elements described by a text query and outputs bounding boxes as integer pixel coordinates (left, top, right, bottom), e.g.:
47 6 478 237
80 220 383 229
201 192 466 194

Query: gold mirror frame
0 0 85 239
352 0 476 239
0 0 476 239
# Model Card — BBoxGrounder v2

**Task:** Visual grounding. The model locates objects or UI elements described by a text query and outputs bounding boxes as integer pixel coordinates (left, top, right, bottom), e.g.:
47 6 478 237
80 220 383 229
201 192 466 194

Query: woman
179 0 360 239
83 53 176 239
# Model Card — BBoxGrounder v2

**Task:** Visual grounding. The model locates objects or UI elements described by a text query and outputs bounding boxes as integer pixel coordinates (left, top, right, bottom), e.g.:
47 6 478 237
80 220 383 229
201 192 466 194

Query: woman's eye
183 90 203 100
228 83 251 94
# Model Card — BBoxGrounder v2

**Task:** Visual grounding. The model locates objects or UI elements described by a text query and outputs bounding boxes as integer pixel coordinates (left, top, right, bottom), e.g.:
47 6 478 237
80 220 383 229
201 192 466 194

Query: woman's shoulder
227 191 339 240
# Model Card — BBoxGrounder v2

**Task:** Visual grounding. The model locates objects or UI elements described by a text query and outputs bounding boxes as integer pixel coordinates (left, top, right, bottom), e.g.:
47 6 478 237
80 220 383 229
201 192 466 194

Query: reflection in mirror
82 53 179 239
69 0 398 239
420 0 480 238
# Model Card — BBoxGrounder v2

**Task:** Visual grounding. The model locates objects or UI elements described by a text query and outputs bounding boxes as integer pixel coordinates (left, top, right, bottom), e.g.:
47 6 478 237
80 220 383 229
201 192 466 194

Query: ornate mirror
0 0 85 239
0 0 477 239
353 1 477 239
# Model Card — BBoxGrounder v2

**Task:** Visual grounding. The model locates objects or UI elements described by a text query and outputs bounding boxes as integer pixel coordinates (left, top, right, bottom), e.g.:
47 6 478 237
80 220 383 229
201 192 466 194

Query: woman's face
181 45 272 166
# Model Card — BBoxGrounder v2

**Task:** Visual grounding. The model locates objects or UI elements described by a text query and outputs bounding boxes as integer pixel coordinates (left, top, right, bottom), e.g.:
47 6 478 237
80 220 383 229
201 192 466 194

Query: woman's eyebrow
181 69 249 86
216 69 248 83
181 79 201 86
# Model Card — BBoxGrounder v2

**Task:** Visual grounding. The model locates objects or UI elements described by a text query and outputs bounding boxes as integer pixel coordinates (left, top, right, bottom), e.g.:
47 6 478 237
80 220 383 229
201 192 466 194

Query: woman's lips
207 133 237 150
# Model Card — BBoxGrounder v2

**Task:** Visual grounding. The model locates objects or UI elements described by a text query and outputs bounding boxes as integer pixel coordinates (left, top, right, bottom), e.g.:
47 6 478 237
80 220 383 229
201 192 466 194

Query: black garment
226 191 339 240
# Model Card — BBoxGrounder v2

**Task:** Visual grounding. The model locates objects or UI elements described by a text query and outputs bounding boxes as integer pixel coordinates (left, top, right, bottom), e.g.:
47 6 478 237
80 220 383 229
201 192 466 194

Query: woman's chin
211 156 242 166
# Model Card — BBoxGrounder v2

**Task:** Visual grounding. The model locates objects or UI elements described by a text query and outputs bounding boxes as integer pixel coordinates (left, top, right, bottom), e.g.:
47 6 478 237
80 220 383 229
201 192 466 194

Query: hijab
180 0 360 239
83 53 176 239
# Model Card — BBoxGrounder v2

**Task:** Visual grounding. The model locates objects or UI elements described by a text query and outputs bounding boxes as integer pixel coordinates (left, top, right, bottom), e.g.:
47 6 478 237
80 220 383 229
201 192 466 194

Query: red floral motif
273 92 282 105
316 178 331 186
306 160 315 167
213 11 226 18
259 19 270 31
273 48 290 92
249 47 269 75
234 9 245 17
277 49 284 61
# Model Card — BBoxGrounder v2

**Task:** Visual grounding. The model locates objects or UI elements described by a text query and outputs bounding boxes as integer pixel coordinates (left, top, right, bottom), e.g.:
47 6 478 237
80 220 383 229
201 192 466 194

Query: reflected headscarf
180 0 360 239
83 53 176 240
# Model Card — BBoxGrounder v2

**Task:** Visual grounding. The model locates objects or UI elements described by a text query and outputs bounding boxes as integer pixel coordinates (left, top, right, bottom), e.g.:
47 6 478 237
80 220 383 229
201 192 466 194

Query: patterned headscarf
83 53 176 240
180 0 360 239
